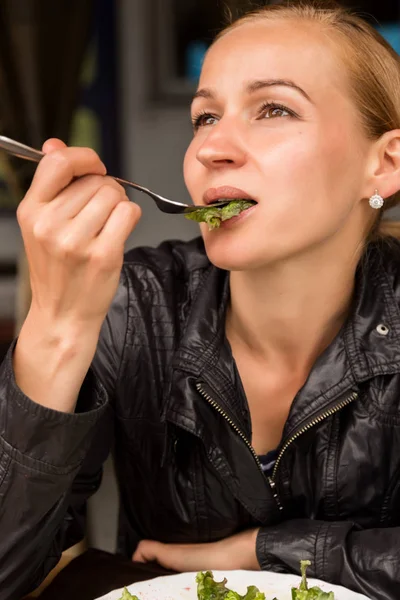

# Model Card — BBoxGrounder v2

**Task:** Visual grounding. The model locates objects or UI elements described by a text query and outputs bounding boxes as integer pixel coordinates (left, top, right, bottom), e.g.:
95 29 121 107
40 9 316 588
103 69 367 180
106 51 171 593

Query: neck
227 238 362 375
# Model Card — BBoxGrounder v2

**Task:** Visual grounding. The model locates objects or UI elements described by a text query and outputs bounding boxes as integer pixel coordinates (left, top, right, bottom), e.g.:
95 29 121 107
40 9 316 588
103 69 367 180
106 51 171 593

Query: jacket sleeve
256 518 400 600
0 271 129 600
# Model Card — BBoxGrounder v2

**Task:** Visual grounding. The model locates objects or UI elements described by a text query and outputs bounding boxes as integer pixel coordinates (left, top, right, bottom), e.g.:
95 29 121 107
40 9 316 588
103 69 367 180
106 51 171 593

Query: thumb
42 138 67 154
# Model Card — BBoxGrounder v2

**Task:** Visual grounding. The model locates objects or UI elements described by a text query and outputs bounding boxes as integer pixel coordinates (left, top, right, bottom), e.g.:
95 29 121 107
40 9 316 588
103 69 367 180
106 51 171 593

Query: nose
196 119 247 170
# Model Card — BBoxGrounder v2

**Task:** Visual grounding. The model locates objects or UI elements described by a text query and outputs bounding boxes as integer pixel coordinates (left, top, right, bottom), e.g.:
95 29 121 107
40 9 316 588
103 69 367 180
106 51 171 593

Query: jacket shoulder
122 236 210 279
373 237 400 299
95 239 210 400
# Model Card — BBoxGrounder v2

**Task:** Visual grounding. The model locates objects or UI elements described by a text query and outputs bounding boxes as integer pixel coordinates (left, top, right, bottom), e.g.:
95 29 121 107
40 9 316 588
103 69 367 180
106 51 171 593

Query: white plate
96 570 370 600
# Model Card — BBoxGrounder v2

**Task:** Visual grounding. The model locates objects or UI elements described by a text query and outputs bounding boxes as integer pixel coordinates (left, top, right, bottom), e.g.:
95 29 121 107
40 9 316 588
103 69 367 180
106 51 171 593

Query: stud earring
369 190 384 210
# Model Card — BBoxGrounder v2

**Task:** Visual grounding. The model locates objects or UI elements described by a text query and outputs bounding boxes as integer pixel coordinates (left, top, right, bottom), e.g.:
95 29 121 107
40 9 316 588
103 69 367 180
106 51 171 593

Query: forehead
200 19 347 98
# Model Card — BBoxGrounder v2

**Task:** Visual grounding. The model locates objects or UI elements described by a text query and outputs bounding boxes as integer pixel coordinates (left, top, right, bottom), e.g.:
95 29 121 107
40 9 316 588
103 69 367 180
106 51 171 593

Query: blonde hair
216 0 400 241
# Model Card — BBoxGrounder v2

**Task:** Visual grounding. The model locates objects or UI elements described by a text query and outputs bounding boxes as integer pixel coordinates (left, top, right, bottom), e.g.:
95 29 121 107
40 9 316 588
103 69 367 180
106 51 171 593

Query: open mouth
185 198 257 230
207 197 257 207
203 185 256 206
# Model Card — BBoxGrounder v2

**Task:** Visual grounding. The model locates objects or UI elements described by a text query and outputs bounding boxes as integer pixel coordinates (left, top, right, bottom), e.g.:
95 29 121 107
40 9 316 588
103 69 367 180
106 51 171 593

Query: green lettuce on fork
118 560 334 599
185 199 256 230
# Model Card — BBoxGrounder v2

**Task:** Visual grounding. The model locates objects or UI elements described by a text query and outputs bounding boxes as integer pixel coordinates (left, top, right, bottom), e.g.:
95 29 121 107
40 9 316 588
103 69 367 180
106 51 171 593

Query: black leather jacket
1 237 400 600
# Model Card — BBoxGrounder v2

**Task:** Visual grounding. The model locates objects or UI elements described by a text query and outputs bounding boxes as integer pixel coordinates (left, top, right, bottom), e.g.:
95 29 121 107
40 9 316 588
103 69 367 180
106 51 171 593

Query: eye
259 102 296 119
191 111 219 130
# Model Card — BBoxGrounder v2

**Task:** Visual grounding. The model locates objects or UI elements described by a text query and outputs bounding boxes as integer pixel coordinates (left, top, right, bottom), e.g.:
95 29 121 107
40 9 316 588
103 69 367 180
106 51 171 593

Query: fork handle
0 135 44 163
0 135 194 211
0 136 153 198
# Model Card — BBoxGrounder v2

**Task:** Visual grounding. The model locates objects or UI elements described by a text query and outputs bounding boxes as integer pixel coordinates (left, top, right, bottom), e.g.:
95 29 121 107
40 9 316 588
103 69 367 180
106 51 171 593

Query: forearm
0 457 80 599
256 519 400 600
0 347 108 598
14 308 101 412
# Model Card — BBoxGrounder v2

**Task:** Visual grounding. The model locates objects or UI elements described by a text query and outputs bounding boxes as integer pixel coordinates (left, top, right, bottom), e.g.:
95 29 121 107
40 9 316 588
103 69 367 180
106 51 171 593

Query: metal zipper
197 381 284 511
197 382 358 512
196 382 264 474
269 390 359 482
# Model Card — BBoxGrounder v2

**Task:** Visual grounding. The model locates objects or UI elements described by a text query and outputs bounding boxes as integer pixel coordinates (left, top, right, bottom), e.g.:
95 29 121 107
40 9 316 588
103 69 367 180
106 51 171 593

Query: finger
132 540 163 563
96 200 141 250
132 541 210 572
63 185 127 243
48 175 125 220
42 138 67 154
27 147 107 205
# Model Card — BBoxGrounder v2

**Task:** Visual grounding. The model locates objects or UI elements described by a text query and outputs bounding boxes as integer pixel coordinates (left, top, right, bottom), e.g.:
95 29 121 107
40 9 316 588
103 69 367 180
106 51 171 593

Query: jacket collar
164 239 400 521
344 241 400 381
172 265 249 425
171 239 400 431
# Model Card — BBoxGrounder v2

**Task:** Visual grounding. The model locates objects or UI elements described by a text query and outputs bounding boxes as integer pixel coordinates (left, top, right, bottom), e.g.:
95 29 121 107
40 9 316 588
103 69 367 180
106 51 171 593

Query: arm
0 349 106 599
0 139 140 599
256 519 400 600
0 273 128 599
131 518 398 600
13 140 139 414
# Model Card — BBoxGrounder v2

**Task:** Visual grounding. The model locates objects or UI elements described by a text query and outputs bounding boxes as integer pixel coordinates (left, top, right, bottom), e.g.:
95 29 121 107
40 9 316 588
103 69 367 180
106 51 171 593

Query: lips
203 186 256 206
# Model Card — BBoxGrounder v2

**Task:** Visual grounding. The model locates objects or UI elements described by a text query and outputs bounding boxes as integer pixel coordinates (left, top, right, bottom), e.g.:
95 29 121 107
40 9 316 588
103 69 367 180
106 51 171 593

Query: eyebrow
192 78 313 103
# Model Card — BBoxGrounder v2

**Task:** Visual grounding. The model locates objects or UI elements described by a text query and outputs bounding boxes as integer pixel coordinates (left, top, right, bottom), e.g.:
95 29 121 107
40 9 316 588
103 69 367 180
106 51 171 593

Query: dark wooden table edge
37 548 176 600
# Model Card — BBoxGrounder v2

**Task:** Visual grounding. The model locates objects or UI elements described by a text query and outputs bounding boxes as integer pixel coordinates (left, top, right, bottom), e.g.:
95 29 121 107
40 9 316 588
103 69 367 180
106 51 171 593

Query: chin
202 232 267 271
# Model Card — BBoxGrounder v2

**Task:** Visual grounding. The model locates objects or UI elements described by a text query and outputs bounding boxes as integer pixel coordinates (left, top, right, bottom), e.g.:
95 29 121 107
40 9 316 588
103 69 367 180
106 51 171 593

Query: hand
14 139 141 411
18 138 141 330
132 529 260 572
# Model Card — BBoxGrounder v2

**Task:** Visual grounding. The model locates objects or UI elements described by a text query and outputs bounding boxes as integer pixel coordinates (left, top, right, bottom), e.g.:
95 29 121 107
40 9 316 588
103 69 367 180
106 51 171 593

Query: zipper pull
268 477 283 511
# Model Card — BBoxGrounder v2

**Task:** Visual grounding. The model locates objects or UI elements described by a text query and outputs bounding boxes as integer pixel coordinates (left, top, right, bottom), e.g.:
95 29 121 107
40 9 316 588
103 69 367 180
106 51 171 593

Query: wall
0 218 21 319
118 0 198 252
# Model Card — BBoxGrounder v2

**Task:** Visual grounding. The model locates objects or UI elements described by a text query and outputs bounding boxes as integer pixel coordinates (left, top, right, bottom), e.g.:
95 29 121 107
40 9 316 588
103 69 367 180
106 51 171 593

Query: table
38 548 175 600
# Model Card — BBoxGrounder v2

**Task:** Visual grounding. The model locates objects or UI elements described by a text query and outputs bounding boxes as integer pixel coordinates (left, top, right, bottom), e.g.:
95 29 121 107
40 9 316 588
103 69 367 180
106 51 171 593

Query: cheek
316 120 363 186
259 124 359 206
253 128 315 181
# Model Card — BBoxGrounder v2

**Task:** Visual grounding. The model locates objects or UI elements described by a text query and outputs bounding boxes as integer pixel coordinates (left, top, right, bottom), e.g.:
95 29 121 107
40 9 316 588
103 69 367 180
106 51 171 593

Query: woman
1 2 400 599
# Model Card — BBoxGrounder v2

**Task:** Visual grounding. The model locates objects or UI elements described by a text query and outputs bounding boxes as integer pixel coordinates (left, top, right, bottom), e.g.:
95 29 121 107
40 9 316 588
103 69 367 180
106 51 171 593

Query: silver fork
0 135 230 215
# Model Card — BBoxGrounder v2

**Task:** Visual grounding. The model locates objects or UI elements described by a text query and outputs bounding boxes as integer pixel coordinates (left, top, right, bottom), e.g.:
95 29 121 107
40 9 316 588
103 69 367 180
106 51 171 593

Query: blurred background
0 0 398 554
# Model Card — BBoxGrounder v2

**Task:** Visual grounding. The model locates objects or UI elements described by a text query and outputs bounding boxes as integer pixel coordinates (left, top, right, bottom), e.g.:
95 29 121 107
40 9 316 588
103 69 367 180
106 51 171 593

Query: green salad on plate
118 560 334 599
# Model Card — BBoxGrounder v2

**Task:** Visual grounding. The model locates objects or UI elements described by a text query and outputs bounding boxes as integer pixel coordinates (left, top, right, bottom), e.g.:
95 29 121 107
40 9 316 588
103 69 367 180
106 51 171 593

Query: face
183 19 373 271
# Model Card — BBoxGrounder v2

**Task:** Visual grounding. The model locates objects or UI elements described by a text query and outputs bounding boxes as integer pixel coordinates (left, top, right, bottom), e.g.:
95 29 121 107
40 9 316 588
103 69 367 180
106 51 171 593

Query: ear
365 130 400 199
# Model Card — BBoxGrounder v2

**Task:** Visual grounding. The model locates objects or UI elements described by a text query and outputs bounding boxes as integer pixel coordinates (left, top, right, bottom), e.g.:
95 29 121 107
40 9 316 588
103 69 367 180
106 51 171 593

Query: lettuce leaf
118 560 334 600
185 200 255 230
291 561 335 600
118 587 139 600
196 571 265 600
